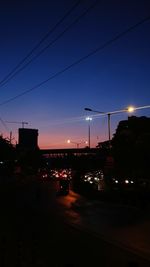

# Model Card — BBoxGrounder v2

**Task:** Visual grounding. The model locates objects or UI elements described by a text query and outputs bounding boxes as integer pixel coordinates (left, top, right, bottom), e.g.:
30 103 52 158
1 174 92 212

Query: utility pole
85 117 92 148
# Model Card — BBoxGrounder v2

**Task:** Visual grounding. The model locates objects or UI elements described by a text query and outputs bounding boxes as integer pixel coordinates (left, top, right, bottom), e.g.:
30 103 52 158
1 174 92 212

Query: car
51 168 72 180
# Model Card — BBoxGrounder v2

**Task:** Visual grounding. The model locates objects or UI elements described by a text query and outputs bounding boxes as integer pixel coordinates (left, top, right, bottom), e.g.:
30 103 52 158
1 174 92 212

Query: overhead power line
0 0 82 87
0 0 99 87
0 14 150 106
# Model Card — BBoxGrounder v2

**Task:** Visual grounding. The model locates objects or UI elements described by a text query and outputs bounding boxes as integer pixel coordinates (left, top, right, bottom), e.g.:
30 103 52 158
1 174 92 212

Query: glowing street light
85 108 126 147
127 106 135 113
67 139 87 148
84 105 150 147
85 116 92 148
127 105 150 112
84 106 135 147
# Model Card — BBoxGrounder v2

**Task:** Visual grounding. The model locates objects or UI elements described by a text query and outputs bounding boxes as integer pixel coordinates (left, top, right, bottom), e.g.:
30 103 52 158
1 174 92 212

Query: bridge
40 147 99 157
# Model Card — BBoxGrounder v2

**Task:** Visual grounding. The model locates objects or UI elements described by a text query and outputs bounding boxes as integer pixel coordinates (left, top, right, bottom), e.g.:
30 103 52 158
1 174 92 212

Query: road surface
0 175 149 266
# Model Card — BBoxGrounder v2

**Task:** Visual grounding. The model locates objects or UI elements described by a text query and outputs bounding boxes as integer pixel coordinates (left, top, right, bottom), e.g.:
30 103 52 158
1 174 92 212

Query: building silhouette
18 128 38 149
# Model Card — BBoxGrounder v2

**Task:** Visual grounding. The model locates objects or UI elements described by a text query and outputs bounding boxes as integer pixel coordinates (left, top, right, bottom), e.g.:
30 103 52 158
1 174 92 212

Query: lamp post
85 105 150 147
67 139 87 148
85 117 92 148
84 106 136 147
85 105 150 145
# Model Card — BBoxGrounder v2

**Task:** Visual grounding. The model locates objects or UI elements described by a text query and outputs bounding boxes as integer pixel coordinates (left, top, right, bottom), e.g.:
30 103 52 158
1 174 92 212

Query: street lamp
127 106 135 113
85 105 150 147
84 106 134 147
85 117 92 148
127 105 150 112
67 139 87 148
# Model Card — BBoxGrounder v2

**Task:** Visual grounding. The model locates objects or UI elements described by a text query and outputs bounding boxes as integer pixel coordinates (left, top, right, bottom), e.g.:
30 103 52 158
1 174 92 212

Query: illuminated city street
47 179 150 262
0 175 149 266
0 1 150 266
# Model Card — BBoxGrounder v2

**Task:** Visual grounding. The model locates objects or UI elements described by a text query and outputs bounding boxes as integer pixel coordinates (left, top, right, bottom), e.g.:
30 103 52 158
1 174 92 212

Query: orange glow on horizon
38 132 107 149
1 129 108 149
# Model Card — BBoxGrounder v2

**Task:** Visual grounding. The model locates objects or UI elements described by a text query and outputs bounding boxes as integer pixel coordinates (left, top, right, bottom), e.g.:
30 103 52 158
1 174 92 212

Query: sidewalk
58 190 150 262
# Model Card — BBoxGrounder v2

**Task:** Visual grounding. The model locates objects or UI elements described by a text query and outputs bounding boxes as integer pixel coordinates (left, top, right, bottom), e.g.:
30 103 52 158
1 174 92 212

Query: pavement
0 175 150 266
54 187 150 263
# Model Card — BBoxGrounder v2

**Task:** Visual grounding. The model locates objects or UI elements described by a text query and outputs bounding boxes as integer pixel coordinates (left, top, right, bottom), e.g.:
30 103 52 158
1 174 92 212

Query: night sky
0 0 150 148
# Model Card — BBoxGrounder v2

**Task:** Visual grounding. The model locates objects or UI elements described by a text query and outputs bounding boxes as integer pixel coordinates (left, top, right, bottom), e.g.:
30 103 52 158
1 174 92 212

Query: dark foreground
0 175 149 267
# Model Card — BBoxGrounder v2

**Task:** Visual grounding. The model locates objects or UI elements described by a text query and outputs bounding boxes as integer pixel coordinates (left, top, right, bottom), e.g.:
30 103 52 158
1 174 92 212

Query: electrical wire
0 0 82 87
0 0 99 87
0 14 150 106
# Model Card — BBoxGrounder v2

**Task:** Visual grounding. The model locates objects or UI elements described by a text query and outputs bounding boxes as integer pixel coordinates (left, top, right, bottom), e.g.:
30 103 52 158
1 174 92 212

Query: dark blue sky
0 0 150 148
